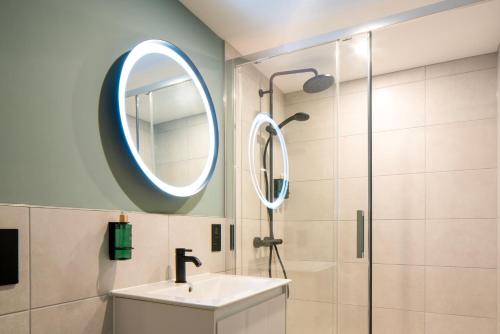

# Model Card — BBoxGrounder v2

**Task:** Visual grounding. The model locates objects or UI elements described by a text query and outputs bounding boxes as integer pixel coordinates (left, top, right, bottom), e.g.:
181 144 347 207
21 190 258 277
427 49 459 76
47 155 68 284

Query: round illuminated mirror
118 40 218 197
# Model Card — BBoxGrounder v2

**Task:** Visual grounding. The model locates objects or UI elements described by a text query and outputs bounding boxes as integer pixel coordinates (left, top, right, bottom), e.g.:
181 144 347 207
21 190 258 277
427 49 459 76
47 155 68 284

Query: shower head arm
259 68 318 97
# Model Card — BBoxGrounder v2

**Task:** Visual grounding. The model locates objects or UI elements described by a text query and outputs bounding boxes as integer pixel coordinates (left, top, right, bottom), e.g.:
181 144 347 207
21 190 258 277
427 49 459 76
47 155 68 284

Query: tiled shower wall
281 87 337 334
327 53 497 333
234 63 287 277
234 52 498 334
0 205 226 333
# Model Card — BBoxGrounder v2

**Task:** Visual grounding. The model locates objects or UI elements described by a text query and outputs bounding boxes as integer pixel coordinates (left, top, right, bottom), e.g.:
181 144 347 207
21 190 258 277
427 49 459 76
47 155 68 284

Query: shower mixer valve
253 236 283 248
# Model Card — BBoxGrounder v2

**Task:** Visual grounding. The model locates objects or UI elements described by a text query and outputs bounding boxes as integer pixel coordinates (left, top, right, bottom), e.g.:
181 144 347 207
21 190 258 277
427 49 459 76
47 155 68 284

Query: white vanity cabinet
111 274 289 334
217 294 286 334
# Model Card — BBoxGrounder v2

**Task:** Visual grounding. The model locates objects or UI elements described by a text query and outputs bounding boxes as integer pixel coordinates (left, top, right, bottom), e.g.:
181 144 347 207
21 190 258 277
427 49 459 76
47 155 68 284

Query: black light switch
211 224 221 252
0 229 19 285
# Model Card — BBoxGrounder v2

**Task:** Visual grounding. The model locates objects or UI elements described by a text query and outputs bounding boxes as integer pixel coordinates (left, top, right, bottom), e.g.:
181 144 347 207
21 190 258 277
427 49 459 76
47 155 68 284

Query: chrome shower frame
230 0 485 66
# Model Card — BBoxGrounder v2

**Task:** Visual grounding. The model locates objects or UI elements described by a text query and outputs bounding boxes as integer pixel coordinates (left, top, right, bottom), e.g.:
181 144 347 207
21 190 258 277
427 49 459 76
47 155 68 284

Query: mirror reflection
124 53 209 187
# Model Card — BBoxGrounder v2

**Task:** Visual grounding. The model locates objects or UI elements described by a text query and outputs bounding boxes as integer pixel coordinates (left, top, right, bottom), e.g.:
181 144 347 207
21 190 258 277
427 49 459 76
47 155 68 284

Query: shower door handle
356 210 365 258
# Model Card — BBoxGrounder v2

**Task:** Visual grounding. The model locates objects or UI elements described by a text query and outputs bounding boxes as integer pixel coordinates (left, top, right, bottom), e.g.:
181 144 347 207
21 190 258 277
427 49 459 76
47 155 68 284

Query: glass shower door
336 32 372 334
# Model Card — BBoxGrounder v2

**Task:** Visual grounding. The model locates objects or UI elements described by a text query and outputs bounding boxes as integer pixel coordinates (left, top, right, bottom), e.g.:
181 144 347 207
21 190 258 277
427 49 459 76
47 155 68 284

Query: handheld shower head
303 74 335 93
265 112 310 134
291 112 310 122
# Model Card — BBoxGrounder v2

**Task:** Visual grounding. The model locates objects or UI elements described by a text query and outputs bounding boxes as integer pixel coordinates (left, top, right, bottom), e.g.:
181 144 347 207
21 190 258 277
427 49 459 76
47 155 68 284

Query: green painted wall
0 0 225 216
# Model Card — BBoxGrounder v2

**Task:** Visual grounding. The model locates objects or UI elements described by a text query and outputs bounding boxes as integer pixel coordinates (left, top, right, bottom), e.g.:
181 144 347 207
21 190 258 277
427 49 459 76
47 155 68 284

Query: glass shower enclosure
226 2 500 333
228 32 372 334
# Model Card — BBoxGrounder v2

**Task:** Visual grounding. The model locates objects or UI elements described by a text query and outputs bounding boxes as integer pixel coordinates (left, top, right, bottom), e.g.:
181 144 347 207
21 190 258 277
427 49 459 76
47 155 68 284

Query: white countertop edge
109 273 291 310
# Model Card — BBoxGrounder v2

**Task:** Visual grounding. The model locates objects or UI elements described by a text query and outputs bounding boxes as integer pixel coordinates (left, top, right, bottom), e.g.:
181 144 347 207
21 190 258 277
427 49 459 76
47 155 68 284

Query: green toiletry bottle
108 213 133 260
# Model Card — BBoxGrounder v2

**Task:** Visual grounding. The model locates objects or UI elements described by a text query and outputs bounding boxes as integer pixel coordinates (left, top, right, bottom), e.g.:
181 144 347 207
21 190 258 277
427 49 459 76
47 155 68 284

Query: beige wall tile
426 53 497 79
285 87 335 106
339 78 368 96
373 81 425 132
31 208 170 308
287 299 333 334
338 177 368 221
241 120 258 172
426 68 497 125
31 296 112 334
284 180 334 221
110 212 169 289
373 127 425 175
241 170 262 220
373 67 425 89
373 264 425 311
238 218 275 277
339 134 368 178
373 174 425 219
261 219 284 244
238 68 261 123
425 266 496 318
425 313 496 334
340 304 368 334
339 92 368 136
426 119 497 171
426 169 496 219
373 308 424 334
168 215 225 277
340 263 368 306
373 220 425 265
284 98 335 142
31 208 117 307
236 219 261 276
288 138 334 181
287 266 335 303
0 311 29 334
426 219 496 268
284 220 335 261
0 206 29 315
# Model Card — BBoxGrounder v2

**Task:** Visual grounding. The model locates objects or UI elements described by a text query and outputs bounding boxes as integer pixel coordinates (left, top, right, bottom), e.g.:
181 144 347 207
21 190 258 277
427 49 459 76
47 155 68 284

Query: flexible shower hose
263 136 289 297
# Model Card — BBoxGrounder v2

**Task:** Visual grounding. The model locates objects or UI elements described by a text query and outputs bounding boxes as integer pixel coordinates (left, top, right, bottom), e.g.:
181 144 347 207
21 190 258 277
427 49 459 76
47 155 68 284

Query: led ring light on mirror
248 113 289 210
118 40 218 197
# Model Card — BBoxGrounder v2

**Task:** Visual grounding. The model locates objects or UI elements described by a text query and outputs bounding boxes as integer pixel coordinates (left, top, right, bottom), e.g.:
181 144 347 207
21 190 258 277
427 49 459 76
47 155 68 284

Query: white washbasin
110 273 290 310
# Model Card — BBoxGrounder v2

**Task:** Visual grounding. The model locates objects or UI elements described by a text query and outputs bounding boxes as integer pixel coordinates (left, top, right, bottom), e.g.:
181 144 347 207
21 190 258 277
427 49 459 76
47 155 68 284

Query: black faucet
175 248 202 283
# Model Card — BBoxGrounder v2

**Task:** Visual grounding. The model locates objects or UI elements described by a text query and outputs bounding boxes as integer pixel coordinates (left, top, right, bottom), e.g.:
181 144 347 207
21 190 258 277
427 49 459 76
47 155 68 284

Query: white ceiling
181 0 500 93
180 0 441 55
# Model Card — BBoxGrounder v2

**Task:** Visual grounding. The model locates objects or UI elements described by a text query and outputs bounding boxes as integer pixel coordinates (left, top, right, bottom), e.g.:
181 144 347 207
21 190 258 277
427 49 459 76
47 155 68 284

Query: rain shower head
259 68 335 97
303 74 335 93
